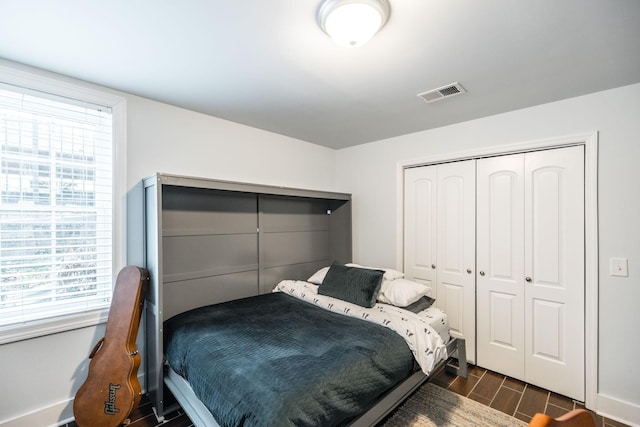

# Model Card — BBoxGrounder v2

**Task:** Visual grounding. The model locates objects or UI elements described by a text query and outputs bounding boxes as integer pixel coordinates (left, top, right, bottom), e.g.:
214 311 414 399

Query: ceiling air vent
418 82 466 103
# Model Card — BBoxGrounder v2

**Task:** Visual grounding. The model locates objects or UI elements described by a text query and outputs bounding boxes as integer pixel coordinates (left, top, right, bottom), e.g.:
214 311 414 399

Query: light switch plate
609 257 629 277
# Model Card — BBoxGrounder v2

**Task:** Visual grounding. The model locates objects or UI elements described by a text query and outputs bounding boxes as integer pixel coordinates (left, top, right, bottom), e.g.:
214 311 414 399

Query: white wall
125 95 336 191
0 72 337 426
334 83 640 425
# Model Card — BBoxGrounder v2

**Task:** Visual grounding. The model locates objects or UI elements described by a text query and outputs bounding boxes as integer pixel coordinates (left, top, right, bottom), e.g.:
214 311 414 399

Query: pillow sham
318 263 384 308
378 278 431 307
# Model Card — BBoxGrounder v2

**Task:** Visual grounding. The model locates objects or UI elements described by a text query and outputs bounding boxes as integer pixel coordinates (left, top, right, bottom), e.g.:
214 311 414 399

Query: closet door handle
479 271 485 276
431 264 436 269
525 276 532 283
466 268 472 274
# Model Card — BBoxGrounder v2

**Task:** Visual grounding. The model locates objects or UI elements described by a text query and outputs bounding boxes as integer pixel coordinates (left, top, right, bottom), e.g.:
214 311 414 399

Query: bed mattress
416 306 449 343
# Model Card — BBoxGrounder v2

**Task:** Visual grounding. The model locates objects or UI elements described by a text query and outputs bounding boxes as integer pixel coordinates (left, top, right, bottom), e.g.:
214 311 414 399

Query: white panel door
404 161 475 363
524 146 584 401
403 167 437 295
476 146 584 401
476 154 525 378
436 161 476 363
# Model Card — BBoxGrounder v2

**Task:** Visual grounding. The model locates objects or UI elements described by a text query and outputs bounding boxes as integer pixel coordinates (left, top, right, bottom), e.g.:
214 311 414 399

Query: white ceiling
1 0 639 149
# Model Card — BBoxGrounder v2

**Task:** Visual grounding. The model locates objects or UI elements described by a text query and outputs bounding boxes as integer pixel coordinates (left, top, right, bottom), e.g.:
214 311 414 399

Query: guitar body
73 266 150 427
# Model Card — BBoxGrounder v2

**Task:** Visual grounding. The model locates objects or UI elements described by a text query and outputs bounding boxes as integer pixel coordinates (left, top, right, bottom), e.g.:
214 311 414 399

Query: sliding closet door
524 146 584 401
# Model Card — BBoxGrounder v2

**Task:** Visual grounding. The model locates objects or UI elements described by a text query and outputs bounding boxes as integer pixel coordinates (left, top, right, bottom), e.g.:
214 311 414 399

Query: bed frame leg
445 338 468 378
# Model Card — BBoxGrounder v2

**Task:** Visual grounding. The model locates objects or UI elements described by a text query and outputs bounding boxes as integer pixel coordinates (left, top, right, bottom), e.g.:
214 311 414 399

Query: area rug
381 383 528 427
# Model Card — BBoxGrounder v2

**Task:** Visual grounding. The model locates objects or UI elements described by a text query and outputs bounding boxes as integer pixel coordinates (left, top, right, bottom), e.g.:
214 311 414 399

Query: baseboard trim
597 393 640 427
0 374 146 427
0 398 73 427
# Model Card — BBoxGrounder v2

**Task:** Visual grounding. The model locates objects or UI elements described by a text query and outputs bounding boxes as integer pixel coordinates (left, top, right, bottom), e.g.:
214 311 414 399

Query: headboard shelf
127 173 352 420
154 172 351 200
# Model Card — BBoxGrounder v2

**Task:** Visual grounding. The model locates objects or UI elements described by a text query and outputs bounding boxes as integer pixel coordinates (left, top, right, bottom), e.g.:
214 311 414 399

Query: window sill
0 309 109 345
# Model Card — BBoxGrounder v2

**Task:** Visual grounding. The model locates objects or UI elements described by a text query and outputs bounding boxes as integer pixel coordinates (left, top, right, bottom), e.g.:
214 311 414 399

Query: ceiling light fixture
318 0 390 48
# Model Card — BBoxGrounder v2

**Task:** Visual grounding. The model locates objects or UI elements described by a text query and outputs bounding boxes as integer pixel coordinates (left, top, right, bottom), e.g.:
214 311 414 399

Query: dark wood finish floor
65 361 630 427
430 363 629 427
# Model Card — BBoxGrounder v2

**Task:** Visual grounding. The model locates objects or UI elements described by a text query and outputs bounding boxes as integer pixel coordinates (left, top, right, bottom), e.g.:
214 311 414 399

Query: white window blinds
0 84 113 327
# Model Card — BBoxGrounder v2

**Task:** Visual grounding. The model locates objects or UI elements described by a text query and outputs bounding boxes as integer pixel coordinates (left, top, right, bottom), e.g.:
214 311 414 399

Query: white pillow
307 266 330 285
345 263 404 281
378 278 431 307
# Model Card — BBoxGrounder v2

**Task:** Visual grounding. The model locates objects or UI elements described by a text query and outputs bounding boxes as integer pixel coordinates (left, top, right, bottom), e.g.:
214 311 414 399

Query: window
0 65 126 342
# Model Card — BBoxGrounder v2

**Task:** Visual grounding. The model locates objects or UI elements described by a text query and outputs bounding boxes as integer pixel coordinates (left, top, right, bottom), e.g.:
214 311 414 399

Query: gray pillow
318 263 384 308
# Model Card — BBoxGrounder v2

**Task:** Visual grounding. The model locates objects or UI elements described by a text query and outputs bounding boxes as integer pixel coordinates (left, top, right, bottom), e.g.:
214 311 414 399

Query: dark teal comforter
164 292 415 427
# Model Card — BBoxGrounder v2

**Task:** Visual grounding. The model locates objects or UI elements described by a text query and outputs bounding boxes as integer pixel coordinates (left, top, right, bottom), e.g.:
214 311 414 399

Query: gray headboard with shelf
127 173 352 420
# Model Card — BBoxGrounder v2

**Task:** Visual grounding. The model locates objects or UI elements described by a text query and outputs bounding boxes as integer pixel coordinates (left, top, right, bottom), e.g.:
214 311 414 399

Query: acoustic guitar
73 266 150 427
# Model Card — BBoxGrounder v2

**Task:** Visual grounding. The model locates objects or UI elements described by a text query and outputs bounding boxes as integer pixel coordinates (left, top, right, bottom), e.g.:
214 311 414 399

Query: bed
128 174 467 426
161 266 467 427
